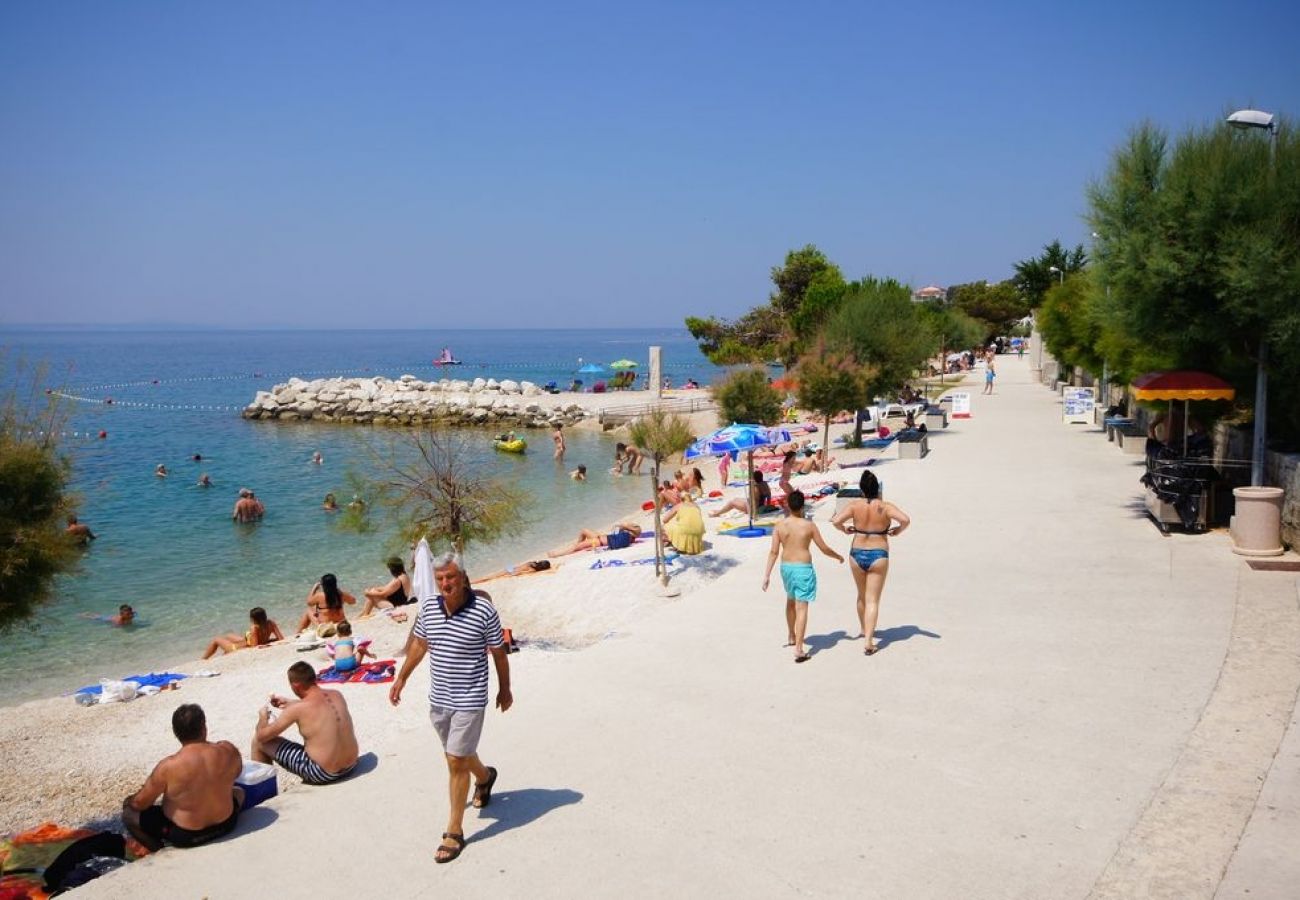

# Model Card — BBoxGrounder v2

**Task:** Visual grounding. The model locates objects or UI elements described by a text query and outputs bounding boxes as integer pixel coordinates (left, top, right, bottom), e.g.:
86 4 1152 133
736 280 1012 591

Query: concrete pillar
649 346 662 399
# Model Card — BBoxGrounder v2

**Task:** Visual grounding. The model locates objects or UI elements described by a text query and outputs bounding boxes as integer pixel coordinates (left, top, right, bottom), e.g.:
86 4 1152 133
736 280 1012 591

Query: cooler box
237 762 278 809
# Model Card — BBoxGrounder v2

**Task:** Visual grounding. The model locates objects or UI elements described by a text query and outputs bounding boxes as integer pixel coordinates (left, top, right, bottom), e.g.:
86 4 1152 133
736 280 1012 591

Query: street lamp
1227 107 1278 487
1048 265 1065 285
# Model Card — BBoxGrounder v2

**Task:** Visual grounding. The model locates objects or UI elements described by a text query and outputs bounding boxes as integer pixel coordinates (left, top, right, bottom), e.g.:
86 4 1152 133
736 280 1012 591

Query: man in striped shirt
390 551 513 864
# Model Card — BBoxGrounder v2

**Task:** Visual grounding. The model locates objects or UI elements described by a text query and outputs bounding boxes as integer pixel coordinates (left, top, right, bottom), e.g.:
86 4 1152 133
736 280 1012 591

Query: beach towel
317 660 396 684
1 823 148 900
74 672 187 697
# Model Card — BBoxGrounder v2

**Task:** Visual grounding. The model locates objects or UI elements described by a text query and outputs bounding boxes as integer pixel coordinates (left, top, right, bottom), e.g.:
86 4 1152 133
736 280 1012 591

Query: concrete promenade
85 354 1299 899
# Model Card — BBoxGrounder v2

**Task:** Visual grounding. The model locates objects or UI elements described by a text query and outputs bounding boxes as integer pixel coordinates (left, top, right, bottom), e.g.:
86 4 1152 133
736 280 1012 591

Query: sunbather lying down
548 523 643 558
473 560 558 583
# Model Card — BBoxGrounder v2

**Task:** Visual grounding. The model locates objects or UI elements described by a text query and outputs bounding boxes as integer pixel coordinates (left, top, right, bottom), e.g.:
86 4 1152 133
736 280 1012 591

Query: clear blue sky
2 1 1297 328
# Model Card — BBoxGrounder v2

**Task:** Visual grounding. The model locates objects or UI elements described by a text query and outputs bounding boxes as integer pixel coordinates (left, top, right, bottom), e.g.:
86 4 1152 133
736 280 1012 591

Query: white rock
499 379 519 393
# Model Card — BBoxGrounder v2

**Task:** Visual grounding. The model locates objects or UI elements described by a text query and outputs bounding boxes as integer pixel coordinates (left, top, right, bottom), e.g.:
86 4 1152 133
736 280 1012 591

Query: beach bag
44 832 126 893
98 679 137 703
606 529 633 550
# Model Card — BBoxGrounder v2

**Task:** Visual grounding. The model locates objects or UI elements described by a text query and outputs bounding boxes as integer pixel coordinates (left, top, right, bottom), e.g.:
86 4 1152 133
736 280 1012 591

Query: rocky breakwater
242 375 590 428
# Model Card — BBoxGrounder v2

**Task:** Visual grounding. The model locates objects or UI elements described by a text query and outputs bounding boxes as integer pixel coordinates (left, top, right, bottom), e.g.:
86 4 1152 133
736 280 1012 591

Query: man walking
390 551 512 864
253 661 359 785
123 704 243 851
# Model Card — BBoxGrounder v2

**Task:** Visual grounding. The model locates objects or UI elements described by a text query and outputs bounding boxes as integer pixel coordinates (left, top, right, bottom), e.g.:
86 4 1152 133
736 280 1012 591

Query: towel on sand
317 660 396 684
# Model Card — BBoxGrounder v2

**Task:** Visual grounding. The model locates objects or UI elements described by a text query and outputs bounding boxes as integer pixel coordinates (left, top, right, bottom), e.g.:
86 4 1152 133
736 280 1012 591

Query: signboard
950 392 972 418
1063 387 1095 424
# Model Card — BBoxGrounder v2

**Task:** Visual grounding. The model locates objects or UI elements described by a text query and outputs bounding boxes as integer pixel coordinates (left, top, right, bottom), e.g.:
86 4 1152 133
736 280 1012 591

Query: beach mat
317 660 396 684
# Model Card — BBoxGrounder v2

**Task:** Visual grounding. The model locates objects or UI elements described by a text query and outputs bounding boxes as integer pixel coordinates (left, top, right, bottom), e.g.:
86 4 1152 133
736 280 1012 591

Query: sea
0 328 721 707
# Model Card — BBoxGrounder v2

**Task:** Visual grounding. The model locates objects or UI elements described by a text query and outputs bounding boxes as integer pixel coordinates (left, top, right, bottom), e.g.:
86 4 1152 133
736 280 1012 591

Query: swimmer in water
66 515 96 543
81 604 135 626
570 464 587 481
192 453 203 462
312 451 323 465
322 492 339 511
156 464 168 478
198 474 212 488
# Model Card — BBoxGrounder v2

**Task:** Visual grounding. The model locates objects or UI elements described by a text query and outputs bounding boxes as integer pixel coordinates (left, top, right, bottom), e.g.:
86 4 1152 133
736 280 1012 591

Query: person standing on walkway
762 491 843 662
389 552 512 864
983 353 996 395
830 471 910 656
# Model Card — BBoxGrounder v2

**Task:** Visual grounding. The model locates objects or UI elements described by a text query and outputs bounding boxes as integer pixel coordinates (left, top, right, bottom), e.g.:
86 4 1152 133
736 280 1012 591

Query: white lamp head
1227 109 1276 131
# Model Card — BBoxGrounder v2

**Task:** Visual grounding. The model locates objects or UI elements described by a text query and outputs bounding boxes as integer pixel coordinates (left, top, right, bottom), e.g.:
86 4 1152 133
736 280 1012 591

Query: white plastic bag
98 679 137 703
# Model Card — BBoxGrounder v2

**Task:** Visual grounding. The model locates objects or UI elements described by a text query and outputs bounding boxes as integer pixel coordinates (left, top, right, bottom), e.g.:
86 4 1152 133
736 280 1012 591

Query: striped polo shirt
413 591 504 711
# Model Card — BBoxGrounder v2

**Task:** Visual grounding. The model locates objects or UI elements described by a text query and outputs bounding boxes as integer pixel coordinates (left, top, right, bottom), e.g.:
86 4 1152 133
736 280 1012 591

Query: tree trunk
823 415 831 472
651 459 665 582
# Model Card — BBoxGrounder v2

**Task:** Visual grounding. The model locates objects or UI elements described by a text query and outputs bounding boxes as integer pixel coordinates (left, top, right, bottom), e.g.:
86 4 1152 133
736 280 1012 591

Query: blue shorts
780 562 817 602
850 548 889 571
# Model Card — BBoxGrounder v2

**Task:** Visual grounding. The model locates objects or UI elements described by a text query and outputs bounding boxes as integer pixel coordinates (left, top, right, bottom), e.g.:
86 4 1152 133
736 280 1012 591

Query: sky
2 1 1298 329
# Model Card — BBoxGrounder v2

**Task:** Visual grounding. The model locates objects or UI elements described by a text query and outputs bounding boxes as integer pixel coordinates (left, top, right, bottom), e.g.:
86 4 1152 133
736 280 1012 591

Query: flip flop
473 766 498 808
435 832 465 864
864 646 879 656
795 653 811 663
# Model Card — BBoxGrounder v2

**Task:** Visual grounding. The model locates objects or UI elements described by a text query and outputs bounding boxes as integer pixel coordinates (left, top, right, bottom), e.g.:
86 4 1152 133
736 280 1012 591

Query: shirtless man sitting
122 704 244 851
253 661 359 785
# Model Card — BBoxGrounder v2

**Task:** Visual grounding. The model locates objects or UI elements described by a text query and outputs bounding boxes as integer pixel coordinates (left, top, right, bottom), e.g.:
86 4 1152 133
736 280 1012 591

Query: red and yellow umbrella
1130 371 1235 402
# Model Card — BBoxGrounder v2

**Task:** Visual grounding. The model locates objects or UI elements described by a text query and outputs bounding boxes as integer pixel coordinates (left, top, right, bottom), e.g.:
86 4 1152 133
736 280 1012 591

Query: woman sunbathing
548 523 643 558
358 557 414 618
296 573 356 634
203 607 283 659
709 471 777 518
473 560 555 583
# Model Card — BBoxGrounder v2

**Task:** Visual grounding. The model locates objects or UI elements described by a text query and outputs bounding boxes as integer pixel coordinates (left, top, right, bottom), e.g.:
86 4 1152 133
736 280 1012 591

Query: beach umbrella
685 424 788 534
578 363 606 375
412 537 436 607
609 359 638 369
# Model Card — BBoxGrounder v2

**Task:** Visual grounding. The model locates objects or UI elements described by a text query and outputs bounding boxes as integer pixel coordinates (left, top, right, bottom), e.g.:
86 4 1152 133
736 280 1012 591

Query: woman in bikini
296 573 356 634
359 556 414 618
203 607 284 659
830 470 910 655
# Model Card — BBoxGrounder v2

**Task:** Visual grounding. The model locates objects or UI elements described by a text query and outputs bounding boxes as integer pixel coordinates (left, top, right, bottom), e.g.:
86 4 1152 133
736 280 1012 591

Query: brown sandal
473 766 498 809
435 832 465 864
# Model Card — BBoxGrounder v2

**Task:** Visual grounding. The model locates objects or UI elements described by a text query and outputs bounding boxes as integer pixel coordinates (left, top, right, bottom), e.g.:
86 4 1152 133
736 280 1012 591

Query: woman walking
830 471 910 655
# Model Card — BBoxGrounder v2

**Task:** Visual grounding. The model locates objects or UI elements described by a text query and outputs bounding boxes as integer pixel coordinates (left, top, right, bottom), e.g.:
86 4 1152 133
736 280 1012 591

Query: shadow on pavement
873 624 941 652
471 787 584 844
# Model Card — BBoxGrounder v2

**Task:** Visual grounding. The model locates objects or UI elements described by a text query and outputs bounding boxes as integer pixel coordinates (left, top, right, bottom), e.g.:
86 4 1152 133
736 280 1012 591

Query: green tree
628 408 696 584
1088 117 1300 442
947 280 1031 337
915 303 986 382
1012 240 1088 310
348 428 530 555
822 278 936 398
795 343 875 457
686 244 844 366
713 367 783 428
1036 272 1105 376
0 379 80 630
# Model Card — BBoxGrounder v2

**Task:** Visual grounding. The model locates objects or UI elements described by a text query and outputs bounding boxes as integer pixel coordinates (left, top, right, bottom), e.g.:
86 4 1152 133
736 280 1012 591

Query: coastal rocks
242 375 591 429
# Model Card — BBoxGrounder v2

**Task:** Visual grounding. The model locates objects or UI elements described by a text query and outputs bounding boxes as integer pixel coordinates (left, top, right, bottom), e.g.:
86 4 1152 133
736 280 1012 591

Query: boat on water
434 347 462 366
494 437 527 453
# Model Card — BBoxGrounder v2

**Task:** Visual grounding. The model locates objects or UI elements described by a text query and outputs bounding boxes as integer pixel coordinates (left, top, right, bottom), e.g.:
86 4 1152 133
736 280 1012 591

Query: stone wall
1267 451 1300 550
242 375 589 429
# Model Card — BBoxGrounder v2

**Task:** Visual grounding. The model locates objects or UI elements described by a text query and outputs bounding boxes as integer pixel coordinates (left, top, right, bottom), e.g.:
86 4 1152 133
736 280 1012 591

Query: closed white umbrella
411 537 436 609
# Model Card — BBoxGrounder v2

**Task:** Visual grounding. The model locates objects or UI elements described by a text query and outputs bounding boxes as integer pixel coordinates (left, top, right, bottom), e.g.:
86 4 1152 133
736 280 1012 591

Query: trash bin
1230 486 1285 557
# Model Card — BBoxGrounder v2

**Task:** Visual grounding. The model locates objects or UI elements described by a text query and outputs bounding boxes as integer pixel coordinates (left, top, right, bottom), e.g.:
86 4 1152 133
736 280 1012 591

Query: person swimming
322 493 338 511
571 464 587 481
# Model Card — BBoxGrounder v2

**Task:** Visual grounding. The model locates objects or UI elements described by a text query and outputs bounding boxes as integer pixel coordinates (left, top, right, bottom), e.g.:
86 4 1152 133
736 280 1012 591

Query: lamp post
1048 265 1065 285
1227 108 1278 487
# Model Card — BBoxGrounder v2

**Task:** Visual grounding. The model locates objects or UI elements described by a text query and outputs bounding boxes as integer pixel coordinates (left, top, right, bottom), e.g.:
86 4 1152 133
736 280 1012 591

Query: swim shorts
850 548 889 571
271 739 355 785
780 562 817 602
138 792 240 848
430 705 486 757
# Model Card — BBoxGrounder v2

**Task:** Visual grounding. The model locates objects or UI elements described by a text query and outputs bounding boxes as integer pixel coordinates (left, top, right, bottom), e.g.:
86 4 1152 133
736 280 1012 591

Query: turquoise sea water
0 328 720 706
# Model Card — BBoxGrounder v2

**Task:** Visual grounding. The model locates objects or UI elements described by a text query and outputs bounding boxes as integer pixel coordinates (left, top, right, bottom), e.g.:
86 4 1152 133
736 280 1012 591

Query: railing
597 395 717 426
